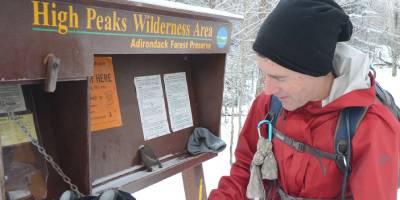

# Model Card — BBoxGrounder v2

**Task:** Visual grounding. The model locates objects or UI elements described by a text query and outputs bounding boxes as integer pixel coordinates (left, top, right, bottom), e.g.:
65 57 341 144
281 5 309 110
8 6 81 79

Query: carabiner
257 119 273 141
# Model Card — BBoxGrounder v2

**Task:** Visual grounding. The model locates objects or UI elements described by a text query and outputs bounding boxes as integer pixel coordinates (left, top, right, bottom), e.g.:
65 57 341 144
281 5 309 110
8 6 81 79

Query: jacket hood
300 43 375 114
323 42 371 106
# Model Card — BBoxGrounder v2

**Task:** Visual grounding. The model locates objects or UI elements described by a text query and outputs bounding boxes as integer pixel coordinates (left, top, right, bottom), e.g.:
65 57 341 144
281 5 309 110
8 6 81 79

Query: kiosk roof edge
125 0 244 21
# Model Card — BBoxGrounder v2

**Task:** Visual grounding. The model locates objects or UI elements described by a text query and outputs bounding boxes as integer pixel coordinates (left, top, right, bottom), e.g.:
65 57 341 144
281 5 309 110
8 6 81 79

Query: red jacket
209 80 400 200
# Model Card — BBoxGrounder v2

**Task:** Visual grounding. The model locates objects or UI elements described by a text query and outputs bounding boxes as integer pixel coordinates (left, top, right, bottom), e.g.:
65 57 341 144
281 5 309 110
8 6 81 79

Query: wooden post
182 164 207 200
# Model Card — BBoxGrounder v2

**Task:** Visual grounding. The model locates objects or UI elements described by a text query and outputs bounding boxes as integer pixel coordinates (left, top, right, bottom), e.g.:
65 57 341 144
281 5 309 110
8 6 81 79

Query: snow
374 45 392 64
375 67 400 105
362 9 379 16
128 0 243 20
132 173 186 199
133 67 400 199
349 13 362 18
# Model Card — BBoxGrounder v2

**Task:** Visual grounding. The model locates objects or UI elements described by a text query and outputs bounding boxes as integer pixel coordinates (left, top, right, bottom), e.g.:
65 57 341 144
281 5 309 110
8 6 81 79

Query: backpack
267 80 400 200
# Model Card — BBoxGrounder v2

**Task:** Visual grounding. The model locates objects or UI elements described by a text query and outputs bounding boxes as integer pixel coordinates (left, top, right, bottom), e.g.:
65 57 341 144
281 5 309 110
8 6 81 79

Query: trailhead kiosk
0 1 241 199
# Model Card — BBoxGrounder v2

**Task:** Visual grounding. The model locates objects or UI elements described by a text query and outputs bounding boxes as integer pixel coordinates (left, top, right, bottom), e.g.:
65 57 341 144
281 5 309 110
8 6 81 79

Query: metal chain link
1 101 83 197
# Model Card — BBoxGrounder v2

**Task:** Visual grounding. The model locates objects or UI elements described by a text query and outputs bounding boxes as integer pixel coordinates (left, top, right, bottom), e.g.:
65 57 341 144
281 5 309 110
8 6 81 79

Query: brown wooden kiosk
0 1 242 199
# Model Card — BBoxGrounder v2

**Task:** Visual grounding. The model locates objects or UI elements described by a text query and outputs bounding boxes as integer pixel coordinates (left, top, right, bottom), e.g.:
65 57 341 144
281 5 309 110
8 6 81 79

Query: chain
1 101 84 197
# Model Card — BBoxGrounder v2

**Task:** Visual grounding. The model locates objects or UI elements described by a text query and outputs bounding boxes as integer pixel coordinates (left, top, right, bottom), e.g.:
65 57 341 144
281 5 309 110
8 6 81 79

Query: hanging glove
246 132 278 199
261 140 278 180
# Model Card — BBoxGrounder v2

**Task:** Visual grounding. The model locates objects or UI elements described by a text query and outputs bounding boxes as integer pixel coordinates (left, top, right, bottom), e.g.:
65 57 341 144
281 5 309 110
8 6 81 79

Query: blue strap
269 95 282 126
335 107 366 142
334 106 367 174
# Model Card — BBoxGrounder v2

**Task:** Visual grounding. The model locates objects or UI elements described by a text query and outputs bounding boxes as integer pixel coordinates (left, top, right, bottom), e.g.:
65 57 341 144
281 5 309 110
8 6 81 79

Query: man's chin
282 100 308 111
282 102 300 111
283 106 296 111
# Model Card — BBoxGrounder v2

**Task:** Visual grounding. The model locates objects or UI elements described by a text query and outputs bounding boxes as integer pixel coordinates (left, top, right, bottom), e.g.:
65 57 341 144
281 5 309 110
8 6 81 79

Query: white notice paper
164 72 193 132
134 75 170 140
0 85 26 114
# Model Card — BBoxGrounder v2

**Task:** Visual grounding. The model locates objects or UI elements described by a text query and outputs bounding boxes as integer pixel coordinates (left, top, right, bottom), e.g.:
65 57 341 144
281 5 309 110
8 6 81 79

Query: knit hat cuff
253 42 328 77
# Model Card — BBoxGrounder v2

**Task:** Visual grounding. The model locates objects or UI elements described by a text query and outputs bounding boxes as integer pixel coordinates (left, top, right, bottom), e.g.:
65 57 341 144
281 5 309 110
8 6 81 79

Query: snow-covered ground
375 67 400 105
133 67 400 199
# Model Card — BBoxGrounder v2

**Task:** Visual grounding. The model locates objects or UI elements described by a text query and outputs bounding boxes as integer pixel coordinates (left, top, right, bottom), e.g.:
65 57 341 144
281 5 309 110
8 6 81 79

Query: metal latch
43 53 60 93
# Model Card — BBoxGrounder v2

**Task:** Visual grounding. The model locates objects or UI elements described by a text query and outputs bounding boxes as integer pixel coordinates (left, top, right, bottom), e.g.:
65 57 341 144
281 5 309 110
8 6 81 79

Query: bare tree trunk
255 0 269 96
255 69 265 96
224 105 228 123
208 0 216 8
393 8 399 77
236 0 250 132
251 67 255 96
237 82 243 132
392 52 398 76
229 105 235 165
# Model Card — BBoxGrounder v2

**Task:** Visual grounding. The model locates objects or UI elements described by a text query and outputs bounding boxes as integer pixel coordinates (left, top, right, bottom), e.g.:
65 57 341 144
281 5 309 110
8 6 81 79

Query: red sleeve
208 93 270 200
350 106 400 200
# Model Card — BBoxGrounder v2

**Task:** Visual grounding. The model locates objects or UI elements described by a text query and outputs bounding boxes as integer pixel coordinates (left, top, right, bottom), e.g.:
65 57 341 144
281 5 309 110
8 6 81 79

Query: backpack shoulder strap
375 81 400 121
267 96 337 160
334 106 368 174
268 95 282 126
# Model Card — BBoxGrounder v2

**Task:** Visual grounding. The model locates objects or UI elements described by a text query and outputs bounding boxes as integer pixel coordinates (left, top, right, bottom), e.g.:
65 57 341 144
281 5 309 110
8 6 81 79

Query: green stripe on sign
32 27 213 41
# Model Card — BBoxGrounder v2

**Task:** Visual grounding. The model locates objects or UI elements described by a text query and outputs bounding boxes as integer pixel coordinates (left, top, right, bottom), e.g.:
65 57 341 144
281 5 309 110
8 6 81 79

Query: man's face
257 56 323 111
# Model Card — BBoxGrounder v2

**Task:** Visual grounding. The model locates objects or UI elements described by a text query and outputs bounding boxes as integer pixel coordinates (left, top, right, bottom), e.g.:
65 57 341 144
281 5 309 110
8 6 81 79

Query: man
209 0 400 199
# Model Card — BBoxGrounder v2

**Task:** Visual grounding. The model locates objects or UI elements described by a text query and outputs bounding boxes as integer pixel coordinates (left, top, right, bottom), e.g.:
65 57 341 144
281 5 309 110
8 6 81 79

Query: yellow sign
0 114 38 147
90 57 122 132
31 1 213 37
30 1 228 51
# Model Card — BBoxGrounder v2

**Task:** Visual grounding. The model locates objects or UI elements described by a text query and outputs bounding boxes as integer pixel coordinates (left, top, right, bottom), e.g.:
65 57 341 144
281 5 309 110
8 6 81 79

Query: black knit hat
253 0 353 77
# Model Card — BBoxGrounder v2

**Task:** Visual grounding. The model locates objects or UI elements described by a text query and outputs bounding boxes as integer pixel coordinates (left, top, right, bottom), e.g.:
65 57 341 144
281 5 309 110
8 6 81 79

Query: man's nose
264 77 279 95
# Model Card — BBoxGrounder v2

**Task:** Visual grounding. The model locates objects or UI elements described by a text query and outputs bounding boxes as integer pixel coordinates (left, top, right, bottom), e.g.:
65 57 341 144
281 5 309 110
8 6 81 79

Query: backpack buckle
292 141 305 152
336 153 351 174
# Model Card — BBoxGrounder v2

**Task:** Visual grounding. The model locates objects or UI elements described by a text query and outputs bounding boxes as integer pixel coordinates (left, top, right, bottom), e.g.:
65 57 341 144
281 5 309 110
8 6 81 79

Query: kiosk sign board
30 1 231 53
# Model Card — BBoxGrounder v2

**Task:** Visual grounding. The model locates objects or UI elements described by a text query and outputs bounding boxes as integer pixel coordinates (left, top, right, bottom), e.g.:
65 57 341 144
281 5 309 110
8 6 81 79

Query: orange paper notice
90 57 122 132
